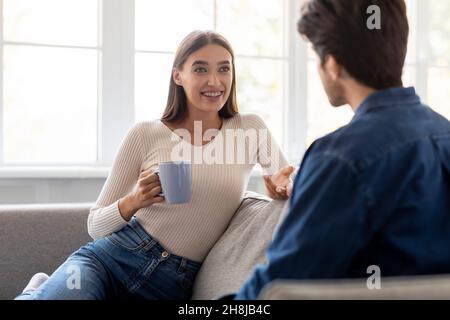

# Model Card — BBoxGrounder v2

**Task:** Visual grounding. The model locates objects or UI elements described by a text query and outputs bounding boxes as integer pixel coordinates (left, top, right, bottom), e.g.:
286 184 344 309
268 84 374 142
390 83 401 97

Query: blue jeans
15 218 201 300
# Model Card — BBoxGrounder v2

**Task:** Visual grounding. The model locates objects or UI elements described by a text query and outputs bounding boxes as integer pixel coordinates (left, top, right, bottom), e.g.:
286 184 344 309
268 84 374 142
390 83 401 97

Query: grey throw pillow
191 193 289 300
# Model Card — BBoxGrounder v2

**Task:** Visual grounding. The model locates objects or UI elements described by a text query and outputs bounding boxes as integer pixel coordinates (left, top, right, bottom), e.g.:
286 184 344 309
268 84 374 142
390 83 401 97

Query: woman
16 30 293 300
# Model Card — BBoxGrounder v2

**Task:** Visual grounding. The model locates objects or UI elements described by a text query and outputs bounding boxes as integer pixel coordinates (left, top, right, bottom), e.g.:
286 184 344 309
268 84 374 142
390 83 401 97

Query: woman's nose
207 73 220 86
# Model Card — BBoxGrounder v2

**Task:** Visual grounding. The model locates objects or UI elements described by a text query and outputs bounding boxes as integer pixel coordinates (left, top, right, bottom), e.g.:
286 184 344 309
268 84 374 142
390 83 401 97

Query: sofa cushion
191 192 289 300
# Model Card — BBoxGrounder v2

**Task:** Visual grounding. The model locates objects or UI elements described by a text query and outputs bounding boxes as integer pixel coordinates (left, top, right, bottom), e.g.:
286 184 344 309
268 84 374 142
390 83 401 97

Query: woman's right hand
118 168 164 221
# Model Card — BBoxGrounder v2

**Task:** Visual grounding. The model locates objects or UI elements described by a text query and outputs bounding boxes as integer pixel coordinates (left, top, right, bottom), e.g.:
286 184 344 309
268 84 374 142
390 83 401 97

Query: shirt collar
352 86 420 121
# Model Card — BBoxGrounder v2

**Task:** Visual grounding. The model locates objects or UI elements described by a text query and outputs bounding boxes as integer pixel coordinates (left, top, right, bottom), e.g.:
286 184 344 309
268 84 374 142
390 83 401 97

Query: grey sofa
0 191 288 300
2 191 450 300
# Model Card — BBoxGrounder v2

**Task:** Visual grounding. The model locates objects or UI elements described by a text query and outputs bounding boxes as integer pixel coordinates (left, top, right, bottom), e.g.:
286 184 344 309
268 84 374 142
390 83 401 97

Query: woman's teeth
202 91 222 97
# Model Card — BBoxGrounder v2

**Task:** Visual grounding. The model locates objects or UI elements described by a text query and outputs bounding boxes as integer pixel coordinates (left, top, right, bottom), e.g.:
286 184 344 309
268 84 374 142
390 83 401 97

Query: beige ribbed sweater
88 113 288 262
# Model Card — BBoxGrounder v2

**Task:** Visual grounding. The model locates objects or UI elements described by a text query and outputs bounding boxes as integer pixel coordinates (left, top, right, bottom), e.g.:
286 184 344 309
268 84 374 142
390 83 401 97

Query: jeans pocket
106 225 147 252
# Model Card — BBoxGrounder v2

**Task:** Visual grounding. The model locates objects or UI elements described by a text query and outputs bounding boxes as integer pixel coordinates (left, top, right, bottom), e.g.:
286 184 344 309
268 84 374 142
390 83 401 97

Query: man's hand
264 165 295 200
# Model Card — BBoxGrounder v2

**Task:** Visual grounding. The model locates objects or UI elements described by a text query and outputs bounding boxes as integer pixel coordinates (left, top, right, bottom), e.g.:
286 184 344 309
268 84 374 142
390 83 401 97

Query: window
426 0 450 120
1 0 99 165
306 44 354 146
0 0 448 174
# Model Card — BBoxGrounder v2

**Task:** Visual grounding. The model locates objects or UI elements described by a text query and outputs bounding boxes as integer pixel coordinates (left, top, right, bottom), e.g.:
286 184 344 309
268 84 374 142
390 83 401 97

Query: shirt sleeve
87 123 144 239
234 150 370 299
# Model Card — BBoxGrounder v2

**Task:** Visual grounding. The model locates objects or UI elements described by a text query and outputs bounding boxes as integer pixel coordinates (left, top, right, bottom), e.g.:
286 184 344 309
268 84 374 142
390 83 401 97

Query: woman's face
173 44 233 116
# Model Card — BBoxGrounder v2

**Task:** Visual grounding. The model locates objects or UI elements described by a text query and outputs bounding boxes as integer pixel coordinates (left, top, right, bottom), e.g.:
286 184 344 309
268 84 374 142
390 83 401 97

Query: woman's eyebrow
191 60 208 66
191 60 231 66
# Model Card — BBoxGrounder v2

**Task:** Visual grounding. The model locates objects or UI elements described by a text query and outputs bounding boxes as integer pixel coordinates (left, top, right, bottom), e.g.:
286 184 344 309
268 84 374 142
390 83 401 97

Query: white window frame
99 0 135 167
286 0 307 165
413 0 429 101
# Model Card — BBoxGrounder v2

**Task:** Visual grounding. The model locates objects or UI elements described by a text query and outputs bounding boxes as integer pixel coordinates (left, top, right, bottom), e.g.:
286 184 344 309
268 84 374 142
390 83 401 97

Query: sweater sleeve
87 123 144 239
245 114 288 175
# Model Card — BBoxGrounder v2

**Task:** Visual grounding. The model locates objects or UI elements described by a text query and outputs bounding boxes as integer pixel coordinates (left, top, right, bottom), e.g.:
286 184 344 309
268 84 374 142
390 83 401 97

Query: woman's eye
194 67 207 73
219 66 230 72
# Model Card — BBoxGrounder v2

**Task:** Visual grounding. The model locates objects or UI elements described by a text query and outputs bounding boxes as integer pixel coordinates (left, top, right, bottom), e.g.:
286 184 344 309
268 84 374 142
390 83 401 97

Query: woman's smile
200 90 224 102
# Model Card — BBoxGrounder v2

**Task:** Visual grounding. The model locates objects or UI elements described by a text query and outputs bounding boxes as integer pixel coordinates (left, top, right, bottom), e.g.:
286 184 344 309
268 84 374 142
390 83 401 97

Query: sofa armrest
258 275 450 300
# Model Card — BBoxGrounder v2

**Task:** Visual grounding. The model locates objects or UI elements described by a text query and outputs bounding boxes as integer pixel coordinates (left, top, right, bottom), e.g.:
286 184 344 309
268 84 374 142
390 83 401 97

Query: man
234 0 450 299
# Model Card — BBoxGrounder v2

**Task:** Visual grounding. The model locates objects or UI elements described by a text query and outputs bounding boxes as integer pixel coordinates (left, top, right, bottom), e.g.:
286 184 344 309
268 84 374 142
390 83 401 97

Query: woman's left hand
263 165 295 200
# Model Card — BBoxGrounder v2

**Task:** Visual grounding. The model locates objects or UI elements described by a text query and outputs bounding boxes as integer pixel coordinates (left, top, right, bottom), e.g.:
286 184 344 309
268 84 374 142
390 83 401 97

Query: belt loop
177 258 187 273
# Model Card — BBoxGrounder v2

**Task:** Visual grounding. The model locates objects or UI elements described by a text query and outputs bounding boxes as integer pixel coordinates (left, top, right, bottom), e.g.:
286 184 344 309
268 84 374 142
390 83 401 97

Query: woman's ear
173 68 183 86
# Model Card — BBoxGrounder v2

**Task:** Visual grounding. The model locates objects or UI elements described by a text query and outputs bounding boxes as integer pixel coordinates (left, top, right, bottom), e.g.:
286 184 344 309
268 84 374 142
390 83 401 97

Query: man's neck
344 82 377 112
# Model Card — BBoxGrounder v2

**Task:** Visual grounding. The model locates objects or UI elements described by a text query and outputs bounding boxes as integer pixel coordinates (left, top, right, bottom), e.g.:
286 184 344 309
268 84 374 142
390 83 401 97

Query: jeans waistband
128 217 202 271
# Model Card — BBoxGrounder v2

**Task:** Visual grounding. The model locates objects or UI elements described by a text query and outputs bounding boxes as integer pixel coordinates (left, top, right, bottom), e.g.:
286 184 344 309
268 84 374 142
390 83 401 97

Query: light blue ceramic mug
155 161 192 204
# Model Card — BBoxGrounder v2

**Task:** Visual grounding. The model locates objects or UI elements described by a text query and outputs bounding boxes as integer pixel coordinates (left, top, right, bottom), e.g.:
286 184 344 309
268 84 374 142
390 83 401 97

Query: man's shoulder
308 108 450 170
308 122 369 164
307 117 403 170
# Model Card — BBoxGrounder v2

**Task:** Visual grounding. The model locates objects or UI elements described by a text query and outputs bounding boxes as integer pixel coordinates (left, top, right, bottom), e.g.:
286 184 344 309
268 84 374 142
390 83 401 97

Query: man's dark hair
297 0 409 89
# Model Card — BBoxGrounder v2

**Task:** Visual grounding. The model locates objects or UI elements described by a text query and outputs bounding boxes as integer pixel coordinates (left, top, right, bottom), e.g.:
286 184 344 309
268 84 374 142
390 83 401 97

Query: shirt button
161 251 169 258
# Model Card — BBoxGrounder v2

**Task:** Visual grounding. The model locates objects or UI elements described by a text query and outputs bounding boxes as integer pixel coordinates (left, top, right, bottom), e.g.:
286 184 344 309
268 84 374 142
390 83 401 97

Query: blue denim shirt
235 87 450 300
